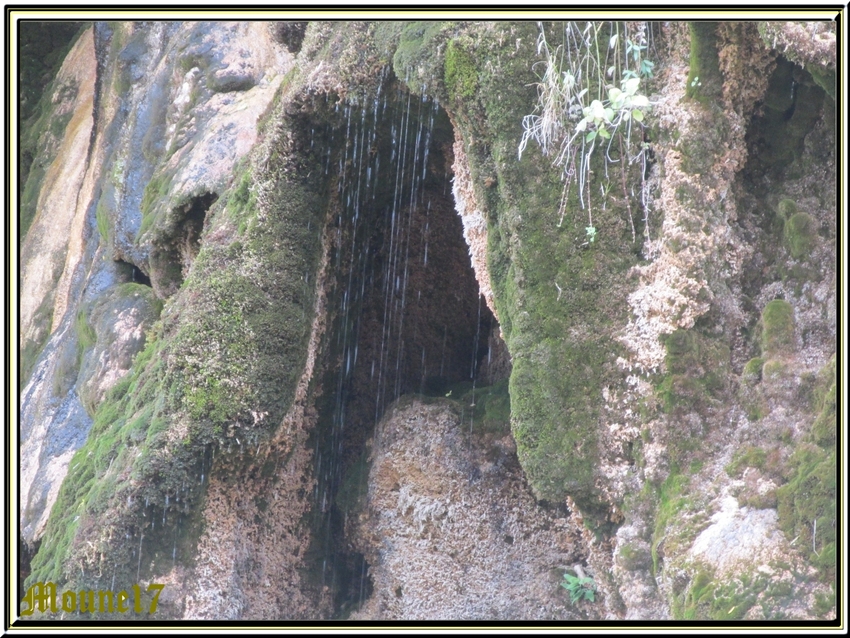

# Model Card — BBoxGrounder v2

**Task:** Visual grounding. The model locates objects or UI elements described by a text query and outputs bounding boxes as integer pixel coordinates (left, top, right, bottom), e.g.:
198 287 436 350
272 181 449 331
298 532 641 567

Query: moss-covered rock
435 21 645 521
742 357 765 383
27 77 331 602
617 541 652 571
811 375 836 447
444 38 478 101
392 22 451 91
725 445 767 477
760 299 795 355
776 443 836 582
76 283 163 416
776 198 797 220
656 329 730 447
783 212 817 259
685 22 723 102
673 563 773 620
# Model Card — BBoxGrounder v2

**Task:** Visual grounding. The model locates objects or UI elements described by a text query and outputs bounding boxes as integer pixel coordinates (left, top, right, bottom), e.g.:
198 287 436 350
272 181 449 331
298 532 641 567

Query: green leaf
631 95 650 108
590 99 605 120
632 109 644 122
598 127 611 139
624 77 641 95
607 86 622 103
585 130 597 143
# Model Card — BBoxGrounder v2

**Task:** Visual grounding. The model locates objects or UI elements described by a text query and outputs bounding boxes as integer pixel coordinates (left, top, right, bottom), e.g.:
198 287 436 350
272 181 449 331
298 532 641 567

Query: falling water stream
72 75 498 619
306 77 497 616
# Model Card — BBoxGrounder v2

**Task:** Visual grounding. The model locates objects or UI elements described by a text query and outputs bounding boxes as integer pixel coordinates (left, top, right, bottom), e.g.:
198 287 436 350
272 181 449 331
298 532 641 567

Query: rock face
349 399 590 620
19 19 836 622
19 21 288 554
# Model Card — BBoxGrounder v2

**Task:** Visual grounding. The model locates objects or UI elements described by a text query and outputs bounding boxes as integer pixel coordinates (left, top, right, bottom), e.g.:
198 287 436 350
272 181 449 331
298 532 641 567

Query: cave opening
178 192 217 272
737 55 831 304
302 79 507 617
743 57 826 185
116 259 152 287
147 192 217 297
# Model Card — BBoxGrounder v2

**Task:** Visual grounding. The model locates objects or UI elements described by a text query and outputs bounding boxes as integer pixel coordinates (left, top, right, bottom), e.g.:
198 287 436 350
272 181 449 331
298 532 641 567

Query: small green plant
561 571 597 604
585 225 597 243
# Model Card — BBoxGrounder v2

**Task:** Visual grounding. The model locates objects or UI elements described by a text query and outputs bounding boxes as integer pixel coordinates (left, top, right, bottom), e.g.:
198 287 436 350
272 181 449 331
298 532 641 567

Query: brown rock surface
349 398 595 620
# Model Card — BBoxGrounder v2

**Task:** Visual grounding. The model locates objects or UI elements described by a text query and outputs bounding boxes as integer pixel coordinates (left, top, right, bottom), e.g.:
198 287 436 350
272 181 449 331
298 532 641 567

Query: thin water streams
306 79 497 615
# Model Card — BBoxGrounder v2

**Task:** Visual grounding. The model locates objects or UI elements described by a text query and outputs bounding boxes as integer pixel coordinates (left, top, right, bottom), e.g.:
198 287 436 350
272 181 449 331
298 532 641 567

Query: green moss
391 21 453 96
762 359 788 381
444 39 478 101
178 52 210 73
783 212 817 259
75 307 97 351
658 374 702 413
656 330 730 446
807 64 836 101
776 443 836 582
454 379 511 436
617 542 651 571
811 359 836 446
776 198 797 220
51 337 82 398
760 299 795 355
440 22 644 519
769 361 835 579
813 588 836 617
812 382 837 447
95 200 111 243
725 445 766 477
651 472 689 574
138 171 174 237
227 169 254 217
742 357 764 383
685 22 722 101
673 565 769 620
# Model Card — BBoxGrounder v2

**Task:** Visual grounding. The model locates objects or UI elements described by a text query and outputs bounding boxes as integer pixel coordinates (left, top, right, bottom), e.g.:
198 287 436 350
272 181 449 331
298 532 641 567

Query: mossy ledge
26 81 331 610
437 22 644 522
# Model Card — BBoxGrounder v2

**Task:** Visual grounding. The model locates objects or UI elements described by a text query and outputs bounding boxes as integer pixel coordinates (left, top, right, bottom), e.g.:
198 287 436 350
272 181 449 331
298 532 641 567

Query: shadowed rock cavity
116 259 152 286
303 80 509 616
148 191 218 297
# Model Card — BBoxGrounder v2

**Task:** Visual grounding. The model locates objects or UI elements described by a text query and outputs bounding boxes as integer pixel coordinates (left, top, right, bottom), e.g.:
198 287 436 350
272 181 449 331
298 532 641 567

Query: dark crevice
274 22 308 54
301 78 505 617
19 538 39 604
179 192 217 270
737 56 828 303
148 192 217 297
116 259 152 287
743 57 825 183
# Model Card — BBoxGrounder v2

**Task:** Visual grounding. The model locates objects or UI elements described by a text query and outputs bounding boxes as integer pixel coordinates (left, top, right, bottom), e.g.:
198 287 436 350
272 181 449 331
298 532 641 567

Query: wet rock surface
349 399 592 620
